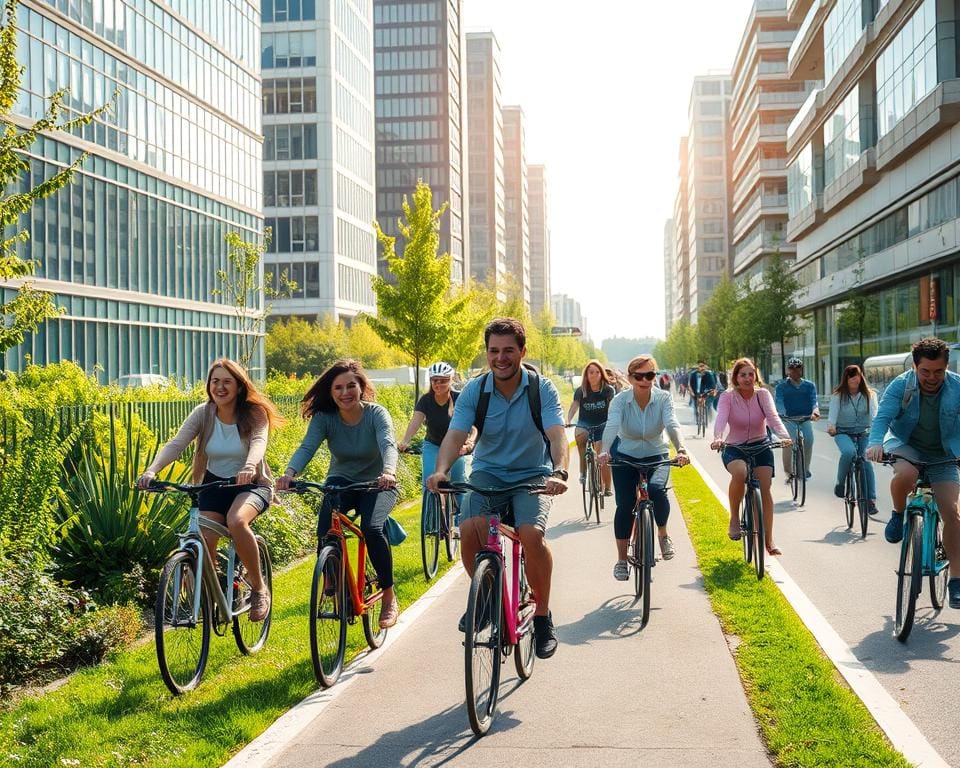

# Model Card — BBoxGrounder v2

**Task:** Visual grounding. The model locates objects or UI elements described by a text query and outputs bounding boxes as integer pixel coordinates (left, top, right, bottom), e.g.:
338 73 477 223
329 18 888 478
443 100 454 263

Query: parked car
116 373 170 389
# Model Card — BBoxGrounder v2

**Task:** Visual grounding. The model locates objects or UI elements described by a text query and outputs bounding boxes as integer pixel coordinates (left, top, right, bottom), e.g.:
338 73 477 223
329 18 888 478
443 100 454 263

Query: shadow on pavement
802 527 873 547
557 595 651 644
545 516 603 541
853 614 960 673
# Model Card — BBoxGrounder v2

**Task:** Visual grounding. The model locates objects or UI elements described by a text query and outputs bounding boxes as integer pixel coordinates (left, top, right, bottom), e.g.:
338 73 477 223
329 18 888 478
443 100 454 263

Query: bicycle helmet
428 361 455 378
786 357 804 369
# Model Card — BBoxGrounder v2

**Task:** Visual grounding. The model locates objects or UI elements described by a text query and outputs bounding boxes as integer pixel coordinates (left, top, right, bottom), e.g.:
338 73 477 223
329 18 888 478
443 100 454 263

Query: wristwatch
551 468 569 482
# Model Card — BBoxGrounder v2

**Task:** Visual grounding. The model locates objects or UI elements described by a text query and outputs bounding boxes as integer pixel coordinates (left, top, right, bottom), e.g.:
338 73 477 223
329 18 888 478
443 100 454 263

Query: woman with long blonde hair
567 359 616 495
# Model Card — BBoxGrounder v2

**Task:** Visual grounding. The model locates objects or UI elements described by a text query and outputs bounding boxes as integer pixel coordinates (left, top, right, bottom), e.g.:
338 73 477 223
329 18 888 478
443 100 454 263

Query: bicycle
783 416 811 506
716 440 785 581
569 422 604 524
148 479 273 695
401 444 460 580
695 394 710 439
281 479 390 687
836 429 871 538
880 455 954 642
437 479 544 737
609 456 683 627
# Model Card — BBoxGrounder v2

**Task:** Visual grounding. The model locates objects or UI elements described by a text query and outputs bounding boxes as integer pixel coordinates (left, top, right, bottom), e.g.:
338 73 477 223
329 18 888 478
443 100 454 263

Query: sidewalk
234 484 772 767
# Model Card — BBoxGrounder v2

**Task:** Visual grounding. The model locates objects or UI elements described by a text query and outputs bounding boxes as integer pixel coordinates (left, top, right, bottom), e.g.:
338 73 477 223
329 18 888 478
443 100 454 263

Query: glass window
877 0 937 137
823 84 861 185
788 142 814 216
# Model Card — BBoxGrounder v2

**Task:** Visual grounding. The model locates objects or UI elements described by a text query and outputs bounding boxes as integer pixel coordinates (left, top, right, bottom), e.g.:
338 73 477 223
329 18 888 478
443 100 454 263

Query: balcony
733 157 788 210
787 0 816 23
787 0 825 80
786 83 823 155
757 29 797 46
786 192 823 241
734 192 789 240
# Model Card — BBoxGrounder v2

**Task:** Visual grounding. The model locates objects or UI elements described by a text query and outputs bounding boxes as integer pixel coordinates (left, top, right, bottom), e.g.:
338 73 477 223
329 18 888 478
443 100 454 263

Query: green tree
0 0 112 354
835 255 880 364
724 291 768 363
265 317 344 376
369 181 465 401
441 282 496 374
755 253 805 378
696 277 739 369
347 316 408 369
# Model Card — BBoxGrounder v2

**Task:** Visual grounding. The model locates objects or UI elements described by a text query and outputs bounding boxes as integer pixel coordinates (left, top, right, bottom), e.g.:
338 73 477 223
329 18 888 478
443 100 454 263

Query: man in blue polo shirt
427 317 568 658
775 357 820 480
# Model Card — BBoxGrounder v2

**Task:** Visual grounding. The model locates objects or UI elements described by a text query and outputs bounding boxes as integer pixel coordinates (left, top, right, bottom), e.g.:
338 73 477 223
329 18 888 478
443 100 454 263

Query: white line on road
222 563 465 768
688 453 949 768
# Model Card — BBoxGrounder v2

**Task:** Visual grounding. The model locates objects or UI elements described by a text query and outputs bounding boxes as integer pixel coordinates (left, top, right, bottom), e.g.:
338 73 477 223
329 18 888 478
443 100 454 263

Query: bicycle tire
514 551 536 681
842 468 855 530
444 493 460 562
855 462 870 539
741 490 752 565
362 552 387 649
232 535 273 654
581 458 591 521
895 514 922 642
420 492 441 580
155 550 211 695
309 544 347 687
751 487 765 580
630 513 642 598
464 557 502 736
930 515 949 611
797 440 806 507
591 459 603 524
640 504 654 627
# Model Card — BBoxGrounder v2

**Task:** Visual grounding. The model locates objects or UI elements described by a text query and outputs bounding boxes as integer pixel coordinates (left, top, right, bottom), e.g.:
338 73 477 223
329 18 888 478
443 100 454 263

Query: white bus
863 344 960 398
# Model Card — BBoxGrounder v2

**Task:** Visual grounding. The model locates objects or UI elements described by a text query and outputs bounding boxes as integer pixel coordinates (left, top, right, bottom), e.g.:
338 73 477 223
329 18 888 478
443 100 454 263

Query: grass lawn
672 466 911 768
0 497 457 768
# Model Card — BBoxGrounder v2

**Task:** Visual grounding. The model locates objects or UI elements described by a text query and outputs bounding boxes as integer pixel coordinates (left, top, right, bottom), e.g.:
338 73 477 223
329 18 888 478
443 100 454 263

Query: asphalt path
681 395 960 767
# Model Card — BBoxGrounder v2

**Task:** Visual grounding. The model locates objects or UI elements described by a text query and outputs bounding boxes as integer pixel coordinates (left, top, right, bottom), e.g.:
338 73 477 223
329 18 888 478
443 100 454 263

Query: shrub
254 494 315 567
64 603 142 666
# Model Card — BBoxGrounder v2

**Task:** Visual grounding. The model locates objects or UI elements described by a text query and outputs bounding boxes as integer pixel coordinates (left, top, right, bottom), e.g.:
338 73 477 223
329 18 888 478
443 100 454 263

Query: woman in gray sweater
827 364 878 515
277 359 401 628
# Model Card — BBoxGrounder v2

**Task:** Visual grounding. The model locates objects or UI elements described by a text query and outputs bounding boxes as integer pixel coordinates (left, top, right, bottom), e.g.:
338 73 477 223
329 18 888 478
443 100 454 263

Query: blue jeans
611 451 671 540
834 434 876 499
421 440 468 522
783 419 814 475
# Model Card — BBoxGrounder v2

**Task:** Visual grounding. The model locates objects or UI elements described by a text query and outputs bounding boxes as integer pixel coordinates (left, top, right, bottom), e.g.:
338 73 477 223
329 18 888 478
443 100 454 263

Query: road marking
688 453 949 768
222 563 465 768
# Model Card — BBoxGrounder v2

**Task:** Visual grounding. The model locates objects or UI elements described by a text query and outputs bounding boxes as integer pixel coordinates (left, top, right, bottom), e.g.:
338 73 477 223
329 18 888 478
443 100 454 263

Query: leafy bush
255 494 315 567
64 603 142 666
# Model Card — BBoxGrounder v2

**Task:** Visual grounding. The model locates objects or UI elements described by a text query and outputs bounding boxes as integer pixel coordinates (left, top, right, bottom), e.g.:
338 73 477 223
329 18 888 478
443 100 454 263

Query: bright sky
463 0 755 344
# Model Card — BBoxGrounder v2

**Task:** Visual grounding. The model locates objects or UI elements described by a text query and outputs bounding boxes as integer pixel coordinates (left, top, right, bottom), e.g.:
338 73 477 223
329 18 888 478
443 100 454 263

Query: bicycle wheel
309 544 347 687
232 535 273 654
740 491 752 565
591 459 603 524
930 515 949 611
843 470 855 530
513 551 536 681
362 552 387 649
464 557 502 736
895 514 922 642
420 492 441 580
855 463 870 539
797 441 806 507
581 458 591 521
444 494 460 562
630 512 642 598
639 505 654 627
155 551 211 695
750 487 765 580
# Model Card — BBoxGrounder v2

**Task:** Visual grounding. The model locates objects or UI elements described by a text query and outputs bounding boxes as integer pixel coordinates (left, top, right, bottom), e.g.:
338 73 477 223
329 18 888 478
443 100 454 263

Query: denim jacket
867 369 960 456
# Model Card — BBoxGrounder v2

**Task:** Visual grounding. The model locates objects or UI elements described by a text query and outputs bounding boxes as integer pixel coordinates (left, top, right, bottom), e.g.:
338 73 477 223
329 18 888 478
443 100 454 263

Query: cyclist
566 359 615 496
865 337 960 608
137 358 285 622
605 367 628 393
426 317 568 659
598 354 689 578
690 360 717 419
711 358 791 554
276 359 401 629
826 364 878 515
775 357 820 482
398 361 476 537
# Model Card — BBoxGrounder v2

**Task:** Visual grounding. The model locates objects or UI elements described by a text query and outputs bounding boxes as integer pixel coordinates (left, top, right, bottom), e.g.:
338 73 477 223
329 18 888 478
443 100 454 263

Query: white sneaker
450 525 460 540
613 560 629 581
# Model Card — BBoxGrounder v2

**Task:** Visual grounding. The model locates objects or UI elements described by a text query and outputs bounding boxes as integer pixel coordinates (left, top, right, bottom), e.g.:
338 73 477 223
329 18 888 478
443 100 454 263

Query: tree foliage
835 255 880 364
441 281 497 373
756 253 805 378
696 277 738 368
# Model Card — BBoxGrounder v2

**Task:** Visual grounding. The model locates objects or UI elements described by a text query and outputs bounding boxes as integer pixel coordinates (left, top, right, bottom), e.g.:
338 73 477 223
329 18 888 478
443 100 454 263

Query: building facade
551 292 586 337
527 164 550 316
663 218 675 333
262 0 377 325
8 0 263 381
729 0 808 285
502 105 530 305
785 0 960 394
373 0 468 284
673 137 691 325
465 31 506 295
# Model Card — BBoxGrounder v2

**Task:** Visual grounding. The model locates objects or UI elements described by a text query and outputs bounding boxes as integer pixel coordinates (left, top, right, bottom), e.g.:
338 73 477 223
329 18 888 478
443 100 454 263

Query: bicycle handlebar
834 428 869 437
880 454 960 469
782 415 813 424
607 457 683 470
436 480 547 496
713 440 787 452
281 479 382 494
145 479 238 494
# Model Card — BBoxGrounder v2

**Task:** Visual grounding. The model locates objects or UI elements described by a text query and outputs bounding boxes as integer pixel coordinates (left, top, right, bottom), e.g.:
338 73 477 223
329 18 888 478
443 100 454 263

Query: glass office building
7 0 263 382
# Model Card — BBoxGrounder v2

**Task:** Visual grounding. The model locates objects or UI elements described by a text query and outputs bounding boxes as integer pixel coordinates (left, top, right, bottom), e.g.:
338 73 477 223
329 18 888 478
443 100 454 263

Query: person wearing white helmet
398 361 475 536
775 356 820 481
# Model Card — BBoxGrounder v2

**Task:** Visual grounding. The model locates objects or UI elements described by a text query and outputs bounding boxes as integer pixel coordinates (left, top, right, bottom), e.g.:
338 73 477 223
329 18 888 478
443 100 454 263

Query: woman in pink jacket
710 358 791 555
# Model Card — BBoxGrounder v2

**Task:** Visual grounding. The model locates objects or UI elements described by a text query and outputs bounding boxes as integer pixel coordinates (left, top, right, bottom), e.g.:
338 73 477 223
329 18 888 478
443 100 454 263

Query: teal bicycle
882 454 954 642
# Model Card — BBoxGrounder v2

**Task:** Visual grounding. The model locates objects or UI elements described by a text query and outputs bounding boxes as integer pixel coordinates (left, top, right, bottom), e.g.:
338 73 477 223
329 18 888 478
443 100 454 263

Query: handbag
384 515 407 546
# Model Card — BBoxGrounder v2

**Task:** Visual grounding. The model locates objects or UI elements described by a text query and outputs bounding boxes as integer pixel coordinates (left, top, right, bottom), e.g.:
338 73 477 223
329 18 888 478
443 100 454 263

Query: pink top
713 388 789 444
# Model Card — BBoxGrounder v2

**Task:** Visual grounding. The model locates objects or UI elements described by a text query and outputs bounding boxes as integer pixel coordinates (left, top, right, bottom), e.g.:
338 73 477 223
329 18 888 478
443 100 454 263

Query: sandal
728 524 742 541
765 545 782 556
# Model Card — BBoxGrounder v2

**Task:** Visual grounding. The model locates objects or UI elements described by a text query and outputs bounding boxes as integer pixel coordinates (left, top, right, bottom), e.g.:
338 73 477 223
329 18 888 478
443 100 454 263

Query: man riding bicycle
689 360 717 416
427 318 569 658
865 337 960 608
775 357 820 481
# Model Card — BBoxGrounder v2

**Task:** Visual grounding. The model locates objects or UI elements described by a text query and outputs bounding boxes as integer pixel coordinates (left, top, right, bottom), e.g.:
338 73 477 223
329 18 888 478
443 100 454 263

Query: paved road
681 395 960 767
256 442 772 767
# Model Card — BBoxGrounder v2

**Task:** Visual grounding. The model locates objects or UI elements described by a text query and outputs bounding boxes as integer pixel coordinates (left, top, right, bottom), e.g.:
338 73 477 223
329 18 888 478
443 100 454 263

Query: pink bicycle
437 479 544 736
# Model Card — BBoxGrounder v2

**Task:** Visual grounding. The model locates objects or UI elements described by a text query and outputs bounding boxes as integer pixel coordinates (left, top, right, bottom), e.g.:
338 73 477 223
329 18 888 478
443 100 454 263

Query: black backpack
472 364 549 446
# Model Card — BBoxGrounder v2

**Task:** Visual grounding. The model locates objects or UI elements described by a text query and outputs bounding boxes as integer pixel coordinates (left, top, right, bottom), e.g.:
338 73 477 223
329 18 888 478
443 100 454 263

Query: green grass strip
0 498 457 768
672 466 911 768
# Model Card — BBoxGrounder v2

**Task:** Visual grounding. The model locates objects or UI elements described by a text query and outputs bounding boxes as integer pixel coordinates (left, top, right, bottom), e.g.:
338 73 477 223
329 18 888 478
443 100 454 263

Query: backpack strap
472 368 549 446
473 372 492 441
897 371 917 420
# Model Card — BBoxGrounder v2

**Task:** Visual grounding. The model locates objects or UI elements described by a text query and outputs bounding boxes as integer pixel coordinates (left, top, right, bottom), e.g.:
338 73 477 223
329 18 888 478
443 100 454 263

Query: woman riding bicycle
276 359 401 629
599 354 689 579
710 357 791 555
137 358 285 622
398 361 474 535
566 359 616 496
827 364 879 516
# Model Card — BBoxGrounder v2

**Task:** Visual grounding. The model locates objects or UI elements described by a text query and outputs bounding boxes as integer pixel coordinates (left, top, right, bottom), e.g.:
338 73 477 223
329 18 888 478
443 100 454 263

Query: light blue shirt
869 369 960 456
600 387 684 459
449 368 564 482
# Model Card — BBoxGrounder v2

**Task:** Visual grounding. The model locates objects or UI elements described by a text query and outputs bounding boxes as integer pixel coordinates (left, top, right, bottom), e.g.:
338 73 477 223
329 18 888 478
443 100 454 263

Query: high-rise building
785 0 960 393
262 0 377 325
8 0 263 380
527 164 551 317
683 73 733 322
663 218 676 334
502 105 530 305
551 293 586 338
673 137 691 325
730 0 810 285
373 0 468 284
466 31 506 296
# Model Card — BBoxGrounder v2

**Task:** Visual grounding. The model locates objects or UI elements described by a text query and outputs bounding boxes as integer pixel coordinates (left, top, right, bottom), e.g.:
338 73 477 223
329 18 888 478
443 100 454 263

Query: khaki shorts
459 470 552 532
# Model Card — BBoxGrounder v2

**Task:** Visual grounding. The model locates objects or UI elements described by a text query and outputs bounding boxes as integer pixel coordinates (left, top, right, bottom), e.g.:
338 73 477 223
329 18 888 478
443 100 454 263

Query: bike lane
227 471 772 767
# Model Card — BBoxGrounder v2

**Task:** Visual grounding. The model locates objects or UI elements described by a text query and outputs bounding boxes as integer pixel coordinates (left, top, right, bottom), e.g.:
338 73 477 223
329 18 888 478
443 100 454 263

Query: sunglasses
630 371 657 381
